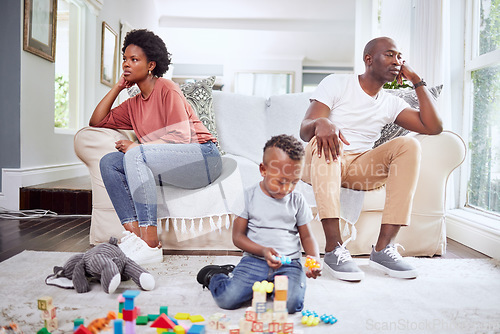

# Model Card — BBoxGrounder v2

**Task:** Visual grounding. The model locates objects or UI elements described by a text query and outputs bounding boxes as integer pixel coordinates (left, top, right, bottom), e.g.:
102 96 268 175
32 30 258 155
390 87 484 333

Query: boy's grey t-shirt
239 183 314 260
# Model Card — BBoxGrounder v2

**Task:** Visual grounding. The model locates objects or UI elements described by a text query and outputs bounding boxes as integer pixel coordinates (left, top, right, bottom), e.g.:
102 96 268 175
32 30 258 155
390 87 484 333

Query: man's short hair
263 134 305 161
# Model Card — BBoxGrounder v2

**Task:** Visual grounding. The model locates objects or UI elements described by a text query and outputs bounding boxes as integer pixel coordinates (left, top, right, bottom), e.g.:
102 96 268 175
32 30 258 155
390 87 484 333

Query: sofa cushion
265 92 312 143
180 76 224 153
374 85 443 147
212 91 268 164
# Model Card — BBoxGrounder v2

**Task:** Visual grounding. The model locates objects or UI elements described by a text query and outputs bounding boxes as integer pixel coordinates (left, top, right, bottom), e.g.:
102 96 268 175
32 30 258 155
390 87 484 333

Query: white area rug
0 251 500 334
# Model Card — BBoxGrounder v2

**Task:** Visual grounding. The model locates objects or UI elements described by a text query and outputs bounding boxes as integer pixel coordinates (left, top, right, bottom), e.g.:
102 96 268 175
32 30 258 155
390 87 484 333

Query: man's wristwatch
413 79 427 89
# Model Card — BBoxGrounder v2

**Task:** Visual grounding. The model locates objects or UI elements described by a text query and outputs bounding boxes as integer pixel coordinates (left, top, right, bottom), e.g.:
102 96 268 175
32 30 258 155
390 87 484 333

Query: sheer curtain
411 0 452 130
411 0 457 210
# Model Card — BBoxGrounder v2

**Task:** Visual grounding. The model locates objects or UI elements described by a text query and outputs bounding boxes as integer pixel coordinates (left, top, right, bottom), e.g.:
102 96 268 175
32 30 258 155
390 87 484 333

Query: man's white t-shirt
310 74 410 153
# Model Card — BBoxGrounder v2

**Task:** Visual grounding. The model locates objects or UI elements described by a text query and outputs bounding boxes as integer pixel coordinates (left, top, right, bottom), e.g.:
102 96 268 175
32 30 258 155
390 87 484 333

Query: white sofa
74 90 466 257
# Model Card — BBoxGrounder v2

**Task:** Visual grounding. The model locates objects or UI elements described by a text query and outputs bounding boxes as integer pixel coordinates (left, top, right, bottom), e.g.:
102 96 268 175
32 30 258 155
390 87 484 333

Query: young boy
196 134 321 314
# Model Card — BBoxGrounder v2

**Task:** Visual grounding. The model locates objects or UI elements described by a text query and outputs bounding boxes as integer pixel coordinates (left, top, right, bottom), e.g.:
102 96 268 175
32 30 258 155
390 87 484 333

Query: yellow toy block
174 325 185 334
37 296 53 311
174 312 190 320
189 315 204 322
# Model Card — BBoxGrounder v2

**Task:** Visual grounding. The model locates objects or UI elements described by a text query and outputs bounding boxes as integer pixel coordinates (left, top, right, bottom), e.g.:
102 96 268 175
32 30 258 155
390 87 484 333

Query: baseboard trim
0 163 88 210
446 209 500 259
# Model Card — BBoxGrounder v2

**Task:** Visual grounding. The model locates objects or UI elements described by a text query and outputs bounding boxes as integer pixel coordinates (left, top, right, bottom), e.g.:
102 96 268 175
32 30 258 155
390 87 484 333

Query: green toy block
136 315 149 325
148 314 160 321
37 328 51 334
160 306 168 316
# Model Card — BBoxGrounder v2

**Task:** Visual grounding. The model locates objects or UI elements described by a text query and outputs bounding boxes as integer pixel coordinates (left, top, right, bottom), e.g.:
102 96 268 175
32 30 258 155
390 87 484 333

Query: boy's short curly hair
263 134 305 161
122 29 172 77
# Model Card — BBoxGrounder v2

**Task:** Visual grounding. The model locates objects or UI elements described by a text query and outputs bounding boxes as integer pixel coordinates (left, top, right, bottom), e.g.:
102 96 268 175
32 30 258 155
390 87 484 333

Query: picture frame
23 0 58 62
100 22 118 87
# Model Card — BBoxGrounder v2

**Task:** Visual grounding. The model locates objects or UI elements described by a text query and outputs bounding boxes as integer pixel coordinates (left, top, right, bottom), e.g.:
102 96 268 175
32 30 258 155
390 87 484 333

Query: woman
90 29 222 263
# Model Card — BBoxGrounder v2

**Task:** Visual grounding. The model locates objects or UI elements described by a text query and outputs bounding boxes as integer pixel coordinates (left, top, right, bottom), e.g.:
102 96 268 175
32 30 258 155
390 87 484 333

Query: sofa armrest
74 127 136 177
412 130 466 215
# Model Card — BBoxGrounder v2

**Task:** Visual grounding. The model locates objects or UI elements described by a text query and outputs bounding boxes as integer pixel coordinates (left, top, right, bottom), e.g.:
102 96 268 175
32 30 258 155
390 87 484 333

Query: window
465 0 500 215
234 72 294 98
54 0 82 130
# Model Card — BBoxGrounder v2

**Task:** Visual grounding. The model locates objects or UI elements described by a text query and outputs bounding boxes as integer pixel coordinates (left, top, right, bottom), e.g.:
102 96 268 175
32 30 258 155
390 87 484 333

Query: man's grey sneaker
323 243 365 281
369 244 418 279
196 264 235 289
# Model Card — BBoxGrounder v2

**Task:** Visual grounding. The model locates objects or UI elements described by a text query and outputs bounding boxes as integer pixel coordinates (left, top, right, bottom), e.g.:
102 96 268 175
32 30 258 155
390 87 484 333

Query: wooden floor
0 216 489 263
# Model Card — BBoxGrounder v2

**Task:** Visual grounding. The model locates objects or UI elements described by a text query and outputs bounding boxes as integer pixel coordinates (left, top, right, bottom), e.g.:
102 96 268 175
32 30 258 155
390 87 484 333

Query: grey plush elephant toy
46 237 155 293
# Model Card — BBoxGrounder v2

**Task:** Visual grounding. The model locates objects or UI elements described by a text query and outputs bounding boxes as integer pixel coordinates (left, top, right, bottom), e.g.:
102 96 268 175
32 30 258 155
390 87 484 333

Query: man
300 37 442 281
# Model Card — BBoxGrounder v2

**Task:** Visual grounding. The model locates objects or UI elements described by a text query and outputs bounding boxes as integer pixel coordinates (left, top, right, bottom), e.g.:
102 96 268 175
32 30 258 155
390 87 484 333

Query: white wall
0 0 161 210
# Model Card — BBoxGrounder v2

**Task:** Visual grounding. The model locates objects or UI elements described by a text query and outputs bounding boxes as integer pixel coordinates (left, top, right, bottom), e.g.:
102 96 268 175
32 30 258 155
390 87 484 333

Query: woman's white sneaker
118 231 163 266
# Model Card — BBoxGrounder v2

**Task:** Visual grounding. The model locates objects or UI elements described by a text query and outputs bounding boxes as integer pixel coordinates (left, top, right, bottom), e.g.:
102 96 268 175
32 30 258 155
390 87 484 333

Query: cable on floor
0 207 90 219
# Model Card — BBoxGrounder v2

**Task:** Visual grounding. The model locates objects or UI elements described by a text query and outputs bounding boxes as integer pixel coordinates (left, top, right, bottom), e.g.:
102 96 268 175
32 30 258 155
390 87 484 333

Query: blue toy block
122 290 140 310
187 324 205 334
114 319 123 334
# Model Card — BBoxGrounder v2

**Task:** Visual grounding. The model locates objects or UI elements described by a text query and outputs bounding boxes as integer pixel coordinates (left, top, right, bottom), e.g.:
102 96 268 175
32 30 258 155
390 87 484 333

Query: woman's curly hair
122 29 172 77
263 134 305 161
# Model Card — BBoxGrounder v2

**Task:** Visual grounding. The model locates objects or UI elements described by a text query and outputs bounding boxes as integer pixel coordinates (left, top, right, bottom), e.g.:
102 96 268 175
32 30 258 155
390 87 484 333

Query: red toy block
122 307 138 321
150 313 176 330
74 325 92 334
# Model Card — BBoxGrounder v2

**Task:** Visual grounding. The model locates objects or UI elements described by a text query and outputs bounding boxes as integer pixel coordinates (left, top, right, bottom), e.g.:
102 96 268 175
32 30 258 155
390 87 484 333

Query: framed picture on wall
100 22 118 87
23 0 57 62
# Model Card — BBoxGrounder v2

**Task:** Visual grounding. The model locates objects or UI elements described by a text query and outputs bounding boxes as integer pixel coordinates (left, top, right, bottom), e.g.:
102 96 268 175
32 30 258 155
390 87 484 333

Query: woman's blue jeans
99 141 222 227
209 255 307 314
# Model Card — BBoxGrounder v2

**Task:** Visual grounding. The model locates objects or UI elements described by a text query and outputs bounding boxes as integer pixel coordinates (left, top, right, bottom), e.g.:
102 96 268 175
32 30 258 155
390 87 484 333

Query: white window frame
447 0 500 260
54 0 86 135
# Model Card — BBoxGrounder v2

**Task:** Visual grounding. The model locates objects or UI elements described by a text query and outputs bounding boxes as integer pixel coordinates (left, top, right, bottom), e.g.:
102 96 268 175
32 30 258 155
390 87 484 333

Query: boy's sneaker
196 264 235 289
369 244 418 279
323 243 365 281
118 231 163 266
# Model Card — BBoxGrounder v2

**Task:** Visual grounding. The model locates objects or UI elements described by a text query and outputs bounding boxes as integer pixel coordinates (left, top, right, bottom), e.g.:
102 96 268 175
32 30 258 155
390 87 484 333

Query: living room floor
0 216 488 263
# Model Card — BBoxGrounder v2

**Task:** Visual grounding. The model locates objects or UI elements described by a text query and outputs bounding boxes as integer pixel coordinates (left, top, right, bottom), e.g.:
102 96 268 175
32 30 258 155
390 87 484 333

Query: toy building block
148 314 160 321
150 313 176 331
136 315 149 325
274 289 287 301
274 276 288 291
304 256 320 271
244 308 257 322
189 315 204 323
273 312 288 323
228 325 240 334
43 318 58 332
159 306 168 316
113 319 124 334
40 306 57 320
187 324 206 334
37 297 53 311
74 325 92 334
272 255 291 264
268 322 280 333
238 319 253 334
273 300 287 312
174 312 190 320
122 307 139 321
37 328 50 334
125 320 135 334
174 325 186 334
282 322 294 333
74 318 85 331
217 317 230 331
207 313 225 330
122 290 140 310
255 302 266 314
251 321 263 332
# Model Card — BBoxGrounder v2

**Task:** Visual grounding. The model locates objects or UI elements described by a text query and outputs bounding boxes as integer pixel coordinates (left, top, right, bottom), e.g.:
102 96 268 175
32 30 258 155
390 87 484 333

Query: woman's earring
148 70 152 76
